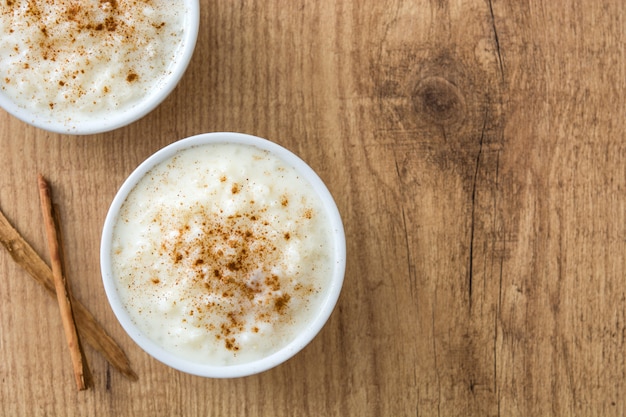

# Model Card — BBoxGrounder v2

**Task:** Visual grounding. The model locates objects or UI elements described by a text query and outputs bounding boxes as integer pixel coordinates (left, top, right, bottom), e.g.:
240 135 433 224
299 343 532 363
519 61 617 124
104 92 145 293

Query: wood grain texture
1 0 625 416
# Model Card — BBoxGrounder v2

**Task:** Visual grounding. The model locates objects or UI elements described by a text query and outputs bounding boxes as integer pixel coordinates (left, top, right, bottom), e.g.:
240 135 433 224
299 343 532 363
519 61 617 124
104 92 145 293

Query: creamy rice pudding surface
0 0 185 124
111 143 335 365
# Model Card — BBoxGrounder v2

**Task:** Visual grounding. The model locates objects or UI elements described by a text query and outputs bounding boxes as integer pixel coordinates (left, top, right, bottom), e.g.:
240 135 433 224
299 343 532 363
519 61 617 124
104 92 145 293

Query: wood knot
413 76 465 126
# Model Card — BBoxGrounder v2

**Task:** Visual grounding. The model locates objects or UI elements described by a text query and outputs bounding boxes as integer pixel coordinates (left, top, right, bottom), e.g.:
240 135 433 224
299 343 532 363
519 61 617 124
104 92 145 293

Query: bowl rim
100 132 347 378
0 0 200 135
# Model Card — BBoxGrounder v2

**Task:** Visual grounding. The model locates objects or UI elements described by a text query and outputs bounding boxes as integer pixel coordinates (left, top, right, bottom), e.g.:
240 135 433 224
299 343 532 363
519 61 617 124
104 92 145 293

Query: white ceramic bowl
100 132 346 378
0 0 199 135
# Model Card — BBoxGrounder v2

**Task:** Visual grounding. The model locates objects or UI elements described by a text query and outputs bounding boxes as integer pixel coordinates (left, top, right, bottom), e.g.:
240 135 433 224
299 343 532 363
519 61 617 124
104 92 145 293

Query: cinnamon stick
53 203 94 389
0 199 138 381
38 174 89 390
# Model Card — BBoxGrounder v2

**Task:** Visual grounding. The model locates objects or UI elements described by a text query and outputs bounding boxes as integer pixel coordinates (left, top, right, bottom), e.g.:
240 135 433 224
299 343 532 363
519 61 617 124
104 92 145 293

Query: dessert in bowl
100 132 346 377
0 0 199 134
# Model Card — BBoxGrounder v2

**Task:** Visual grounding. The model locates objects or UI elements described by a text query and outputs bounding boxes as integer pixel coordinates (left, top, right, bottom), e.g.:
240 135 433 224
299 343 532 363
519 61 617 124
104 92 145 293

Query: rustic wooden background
1 0 625 416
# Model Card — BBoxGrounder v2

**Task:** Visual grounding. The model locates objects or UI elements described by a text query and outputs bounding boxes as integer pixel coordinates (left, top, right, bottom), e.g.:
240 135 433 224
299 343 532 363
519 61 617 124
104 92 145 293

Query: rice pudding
109 142 337 366
0 0 192 131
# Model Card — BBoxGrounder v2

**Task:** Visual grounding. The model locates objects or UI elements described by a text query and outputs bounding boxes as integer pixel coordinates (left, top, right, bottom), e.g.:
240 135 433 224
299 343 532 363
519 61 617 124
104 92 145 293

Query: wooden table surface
1 0 625 416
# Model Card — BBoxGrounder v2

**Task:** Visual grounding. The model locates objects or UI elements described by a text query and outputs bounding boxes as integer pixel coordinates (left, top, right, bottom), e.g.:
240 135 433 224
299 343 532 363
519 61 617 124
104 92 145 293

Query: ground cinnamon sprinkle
7 0 133 63
161 202 305 352
126 72 139 83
